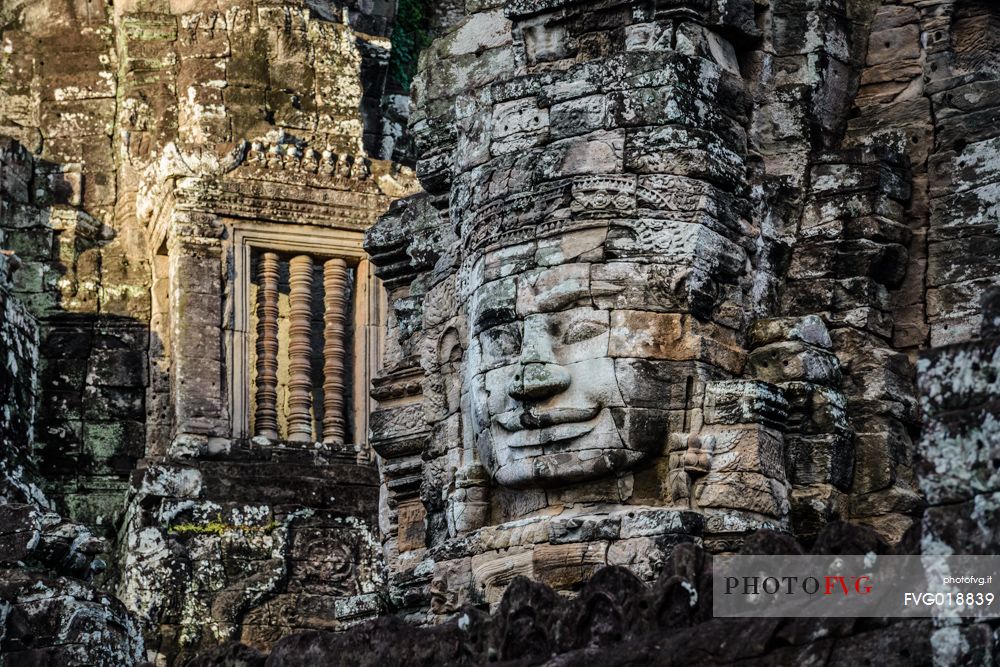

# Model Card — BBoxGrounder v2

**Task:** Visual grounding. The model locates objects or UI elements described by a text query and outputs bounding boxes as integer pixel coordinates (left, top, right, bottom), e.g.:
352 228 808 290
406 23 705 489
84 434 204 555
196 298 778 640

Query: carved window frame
229 223 384 454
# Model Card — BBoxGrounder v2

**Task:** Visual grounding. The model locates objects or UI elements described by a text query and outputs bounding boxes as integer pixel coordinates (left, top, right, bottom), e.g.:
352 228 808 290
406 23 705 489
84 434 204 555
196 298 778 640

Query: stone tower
2 0 1000 664
364 0 998 622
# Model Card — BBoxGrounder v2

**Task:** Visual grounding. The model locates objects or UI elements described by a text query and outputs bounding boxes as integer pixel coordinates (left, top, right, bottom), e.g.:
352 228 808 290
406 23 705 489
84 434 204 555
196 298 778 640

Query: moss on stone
169 516 280 536
388 0 431 92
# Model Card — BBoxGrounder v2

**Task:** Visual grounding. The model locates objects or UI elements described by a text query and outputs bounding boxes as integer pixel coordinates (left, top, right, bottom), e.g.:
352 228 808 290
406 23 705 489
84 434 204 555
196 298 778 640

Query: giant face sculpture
367 0 896 593
465 222 644 489
466 260 652 487
461 174 748 489
439 2 757 493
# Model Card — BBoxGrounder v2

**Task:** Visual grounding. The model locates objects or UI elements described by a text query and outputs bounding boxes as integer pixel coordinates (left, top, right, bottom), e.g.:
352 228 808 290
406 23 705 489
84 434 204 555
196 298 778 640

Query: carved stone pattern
246 141 374 180
287 254 314 443
254 252 280 440
323 258 349 446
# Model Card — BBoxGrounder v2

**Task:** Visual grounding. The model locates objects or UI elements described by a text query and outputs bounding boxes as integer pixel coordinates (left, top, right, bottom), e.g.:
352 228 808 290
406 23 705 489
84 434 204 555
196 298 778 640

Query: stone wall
848 0 1000 351
182 253 1000 667
916 288 1000 660
1 0 153 537
1 54 148 550
1 143 145 666
0 129 148 551
3 0 1000 664
116 454 384 665
185 524 943 667
0 162 43 506
918 289 1000 556
0 0 418 535
362 0 934 623
835 0 1000 540
2 0 418 664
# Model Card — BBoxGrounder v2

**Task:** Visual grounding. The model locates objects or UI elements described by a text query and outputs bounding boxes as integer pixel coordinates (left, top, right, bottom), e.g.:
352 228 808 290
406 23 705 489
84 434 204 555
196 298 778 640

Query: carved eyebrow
533 282 591 313
470 281 517 333
526 265 592 313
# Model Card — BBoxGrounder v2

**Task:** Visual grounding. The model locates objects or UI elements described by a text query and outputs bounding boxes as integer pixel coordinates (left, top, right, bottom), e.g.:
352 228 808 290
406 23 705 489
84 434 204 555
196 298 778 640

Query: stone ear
473 427 498 478
437 326 463 364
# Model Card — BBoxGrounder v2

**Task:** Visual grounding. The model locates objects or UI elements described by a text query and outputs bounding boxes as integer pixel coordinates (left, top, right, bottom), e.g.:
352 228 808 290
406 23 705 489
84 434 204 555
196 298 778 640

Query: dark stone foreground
184 522 983 667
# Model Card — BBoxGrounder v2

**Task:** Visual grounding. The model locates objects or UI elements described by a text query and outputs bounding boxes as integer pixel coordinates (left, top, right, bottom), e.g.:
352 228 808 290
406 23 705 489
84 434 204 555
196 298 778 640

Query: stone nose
508 362 571 401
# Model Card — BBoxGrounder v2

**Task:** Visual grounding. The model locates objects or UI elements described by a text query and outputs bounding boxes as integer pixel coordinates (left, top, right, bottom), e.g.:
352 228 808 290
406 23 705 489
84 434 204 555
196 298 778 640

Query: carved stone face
450 8 755 491
461 192 733 489
466 252 652 489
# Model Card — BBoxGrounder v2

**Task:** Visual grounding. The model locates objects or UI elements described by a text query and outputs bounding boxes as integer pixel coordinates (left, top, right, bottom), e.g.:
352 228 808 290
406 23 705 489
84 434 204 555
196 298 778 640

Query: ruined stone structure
366 0 927 620
0 0 419 663
2 0 1000 664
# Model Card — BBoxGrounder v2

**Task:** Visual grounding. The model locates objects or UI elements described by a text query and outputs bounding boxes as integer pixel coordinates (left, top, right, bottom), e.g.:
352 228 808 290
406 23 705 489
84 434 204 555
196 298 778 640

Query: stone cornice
141 138 417 245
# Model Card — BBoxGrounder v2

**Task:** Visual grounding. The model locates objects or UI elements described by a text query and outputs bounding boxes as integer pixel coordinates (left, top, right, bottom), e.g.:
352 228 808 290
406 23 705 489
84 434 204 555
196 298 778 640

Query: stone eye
483 324 521 359
561 319 605 344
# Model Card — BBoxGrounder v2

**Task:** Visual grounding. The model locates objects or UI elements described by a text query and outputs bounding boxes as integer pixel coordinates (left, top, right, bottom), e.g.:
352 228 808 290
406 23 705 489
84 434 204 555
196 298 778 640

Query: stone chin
483 408 655 489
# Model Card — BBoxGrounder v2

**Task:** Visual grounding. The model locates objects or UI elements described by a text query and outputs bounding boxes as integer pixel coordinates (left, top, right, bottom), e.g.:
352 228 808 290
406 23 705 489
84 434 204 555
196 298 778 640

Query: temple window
230 226 383 454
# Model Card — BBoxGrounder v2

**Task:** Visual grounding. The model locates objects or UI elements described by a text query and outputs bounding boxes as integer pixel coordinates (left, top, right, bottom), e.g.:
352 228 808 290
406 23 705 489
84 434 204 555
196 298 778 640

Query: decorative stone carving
446 463 491 536
287 255 315 443
254 252 280 440
323 258 350 447
367 0 794 619
665 434 712 507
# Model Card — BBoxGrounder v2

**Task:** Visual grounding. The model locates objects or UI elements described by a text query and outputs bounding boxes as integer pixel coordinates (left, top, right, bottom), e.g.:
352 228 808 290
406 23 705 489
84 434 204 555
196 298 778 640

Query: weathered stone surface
118 455 384 665
358 0 1000 632
0 570 144 666
186 526 944 666
2 0 416 662
746 341 842 385
748 315 833 350
5 0 1000 662
785 433 853 491
703 380 788 429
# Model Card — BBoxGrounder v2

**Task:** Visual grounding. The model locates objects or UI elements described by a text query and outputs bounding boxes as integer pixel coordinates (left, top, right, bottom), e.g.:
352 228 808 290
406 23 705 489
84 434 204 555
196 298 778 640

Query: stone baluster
287 254 314 443
323 258 349 446
254 252 280 439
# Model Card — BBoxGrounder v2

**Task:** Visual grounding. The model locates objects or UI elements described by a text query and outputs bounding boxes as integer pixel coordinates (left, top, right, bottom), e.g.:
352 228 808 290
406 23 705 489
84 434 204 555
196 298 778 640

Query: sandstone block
781 381 849 435
747 341 841 385
700 426 786 480
703 380 788 429
785 433 853 491
748 315 832 350
609 311 744 373
695 470 789 518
